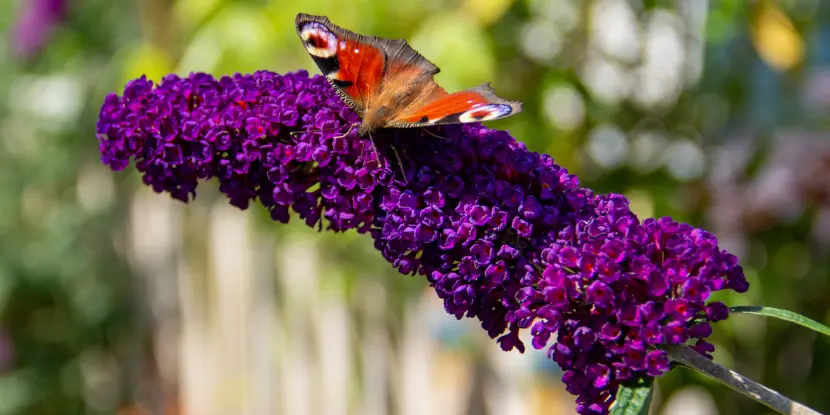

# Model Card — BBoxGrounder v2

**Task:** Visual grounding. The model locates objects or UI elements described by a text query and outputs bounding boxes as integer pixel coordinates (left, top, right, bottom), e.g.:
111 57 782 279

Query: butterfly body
295 13 522 136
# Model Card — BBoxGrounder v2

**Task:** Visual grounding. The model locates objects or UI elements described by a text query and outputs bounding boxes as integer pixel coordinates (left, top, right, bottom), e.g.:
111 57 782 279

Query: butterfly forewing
295 13 523 134
296 14 434 115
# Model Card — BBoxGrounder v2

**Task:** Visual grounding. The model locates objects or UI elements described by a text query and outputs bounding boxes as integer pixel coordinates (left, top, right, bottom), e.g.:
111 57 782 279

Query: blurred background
0 0 829 414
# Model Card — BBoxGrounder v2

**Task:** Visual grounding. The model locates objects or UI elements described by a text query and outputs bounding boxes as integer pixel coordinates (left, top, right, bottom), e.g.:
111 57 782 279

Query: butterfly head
356 122 372 137
357 105 398 136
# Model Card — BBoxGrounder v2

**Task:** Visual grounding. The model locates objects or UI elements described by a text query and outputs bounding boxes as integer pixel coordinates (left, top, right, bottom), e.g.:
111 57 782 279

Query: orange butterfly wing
296 13 522 128
389 83 522 127
295 14 437 116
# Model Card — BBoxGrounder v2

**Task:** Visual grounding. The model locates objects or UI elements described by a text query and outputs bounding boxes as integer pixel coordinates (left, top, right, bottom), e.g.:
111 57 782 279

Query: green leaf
611 378 654 415
730 306 830 338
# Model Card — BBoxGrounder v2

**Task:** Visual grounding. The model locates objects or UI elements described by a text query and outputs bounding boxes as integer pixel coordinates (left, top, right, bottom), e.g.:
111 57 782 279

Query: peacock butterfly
295 13 522 137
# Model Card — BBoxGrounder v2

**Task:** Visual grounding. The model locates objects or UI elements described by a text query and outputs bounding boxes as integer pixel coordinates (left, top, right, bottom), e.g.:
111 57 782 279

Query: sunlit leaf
611 378 654 415
730 306 830 338
750 1 804 71
173 0 222 33
120 43 174 85
463 0 516 25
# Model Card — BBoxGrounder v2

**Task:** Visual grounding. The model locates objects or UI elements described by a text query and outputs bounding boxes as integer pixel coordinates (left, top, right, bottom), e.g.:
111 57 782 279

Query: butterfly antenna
422 128 449 141
332 123 357 139
289 129 313 137
290 123 358 138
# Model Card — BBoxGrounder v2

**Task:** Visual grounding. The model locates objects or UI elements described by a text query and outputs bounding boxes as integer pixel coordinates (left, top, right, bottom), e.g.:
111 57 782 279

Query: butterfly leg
366 131 383 169
389 144 408 184
357 135 375 164
422 128 449 140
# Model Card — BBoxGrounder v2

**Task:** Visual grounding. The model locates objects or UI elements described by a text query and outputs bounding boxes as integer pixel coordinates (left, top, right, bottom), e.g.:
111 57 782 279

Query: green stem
661 344 823 415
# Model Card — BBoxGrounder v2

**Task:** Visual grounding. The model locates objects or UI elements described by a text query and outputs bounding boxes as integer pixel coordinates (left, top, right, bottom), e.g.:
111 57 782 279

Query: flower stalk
663 344 822 415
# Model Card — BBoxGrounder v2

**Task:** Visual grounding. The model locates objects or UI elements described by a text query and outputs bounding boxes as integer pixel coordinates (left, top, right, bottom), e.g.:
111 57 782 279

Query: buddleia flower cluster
97 70 749 414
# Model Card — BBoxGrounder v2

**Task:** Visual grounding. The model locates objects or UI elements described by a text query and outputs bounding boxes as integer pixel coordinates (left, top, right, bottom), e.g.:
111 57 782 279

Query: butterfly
295 13 522 138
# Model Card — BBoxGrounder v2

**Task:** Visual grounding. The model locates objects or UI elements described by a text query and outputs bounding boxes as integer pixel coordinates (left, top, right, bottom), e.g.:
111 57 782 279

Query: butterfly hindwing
389 83 522 128
295 13 439 117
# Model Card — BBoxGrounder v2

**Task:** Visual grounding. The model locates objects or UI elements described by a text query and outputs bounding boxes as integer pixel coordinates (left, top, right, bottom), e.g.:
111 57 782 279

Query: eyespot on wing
457 104 515 123
297 21 338 58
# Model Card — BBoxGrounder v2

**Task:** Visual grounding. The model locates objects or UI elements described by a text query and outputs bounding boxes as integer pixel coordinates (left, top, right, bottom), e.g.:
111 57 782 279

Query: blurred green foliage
0 0 829 414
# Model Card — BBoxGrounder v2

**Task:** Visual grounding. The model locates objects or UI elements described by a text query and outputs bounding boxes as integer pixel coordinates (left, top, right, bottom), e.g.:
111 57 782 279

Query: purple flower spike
96 71 749 415
10 0 68 58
